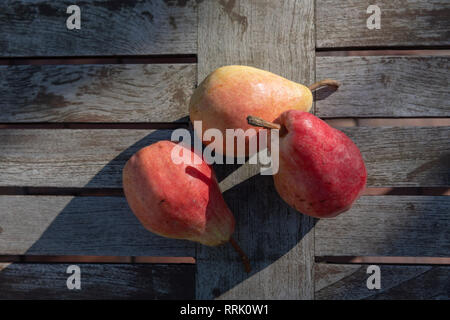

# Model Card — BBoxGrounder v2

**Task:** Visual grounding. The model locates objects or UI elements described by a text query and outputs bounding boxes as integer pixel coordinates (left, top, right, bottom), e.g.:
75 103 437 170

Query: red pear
248 111 367 218
123 140 250 271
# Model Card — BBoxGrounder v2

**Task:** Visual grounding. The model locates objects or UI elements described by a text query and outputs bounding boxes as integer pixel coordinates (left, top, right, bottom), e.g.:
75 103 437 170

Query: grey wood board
0 64 194 122
0 196 195 256
316 56 450 117
0 263 195 299
0 129 174 188
0 0 197 56
315 264 449 300
0 127 448 188
195 0 315 299
316 0 450 48
315 196 450 257
341 127 450 187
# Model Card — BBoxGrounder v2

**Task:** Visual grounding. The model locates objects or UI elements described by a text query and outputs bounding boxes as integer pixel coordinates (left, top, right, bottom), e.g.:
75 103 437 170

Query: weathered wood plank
342 127 450 187
0 129 173 188
0 0 197 56
315 264 449 300
0 127 448 188
0 196 195 256
316 0 450 48
198 0 315 84
315 196 450 257
0 263 195 299
196 0 315 299
0 64 194 122
316 56 450 118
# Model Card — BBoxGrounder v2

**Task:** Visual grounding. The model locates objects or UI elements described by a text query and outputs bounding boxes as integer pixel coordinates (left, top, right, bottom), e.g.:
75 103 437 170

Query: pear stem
229 237 251 273
308 79 340 91
247 115 281 130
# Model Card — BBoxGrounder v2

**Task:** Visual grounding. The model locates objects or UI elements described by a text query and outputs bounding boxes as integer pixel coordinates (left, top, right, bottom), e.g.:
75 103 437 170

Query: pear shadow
406 154 450 184
185 166 212 186
1 120 446 299
196 162 316 299
2 126 446 299
21 126 197 257
3 121 314 299
314 85 339 101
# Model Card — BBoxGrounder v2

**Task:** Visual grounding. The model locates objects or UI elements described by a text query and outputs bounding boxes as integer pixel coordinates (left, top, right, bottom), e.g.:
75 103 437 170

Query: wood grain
0 129 173 188
0 64 194 122
316 0 450 48
196 0 315 299
315 196 450 257
0 0 197 56
197 0 315 83
0 196 195 256
315 264 449 300
0 263 195 299
0 127 448 188
342 127 450 187
316 56 450 117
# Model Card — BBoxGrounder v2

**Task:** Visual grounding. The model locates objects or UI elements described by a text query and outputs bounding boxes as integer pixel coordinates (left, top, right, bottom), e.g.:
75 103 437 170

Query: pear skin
248 111 367 218
123 141 235 246
190 65 313 157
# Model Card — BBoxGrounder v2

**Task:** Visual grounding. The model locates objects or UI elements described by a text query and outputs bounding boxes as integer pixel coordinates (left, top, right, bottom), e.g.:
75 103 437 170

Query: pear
189 65 339 157
248 111 367 218
123 140 250 272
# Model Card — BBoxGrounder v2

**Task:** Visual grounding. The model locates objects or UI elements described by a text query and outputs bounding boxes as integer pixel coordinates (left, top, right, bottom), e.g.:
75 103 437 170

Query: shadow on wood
196 163 316 299
314 85 339 101
16 128 196 256
3 126 447 299
0 128 198 299
0 263 195 299
0 126 315 299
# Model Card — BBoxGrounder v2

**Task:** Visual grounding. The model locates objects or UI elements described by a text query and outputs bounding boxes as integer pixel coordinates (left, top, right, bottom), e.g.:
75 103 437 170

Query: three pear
123 65 365 274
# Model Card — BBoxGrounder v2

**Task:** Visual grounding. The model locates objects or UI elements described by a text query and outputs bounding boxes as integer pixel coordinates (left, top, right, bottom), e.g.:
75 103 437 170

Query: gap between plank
0 54 197 65
316 46 450 56
315 256 450 266
0 123 189 129
0 187 124 196
324 118 450 127
0 119 448 129
363 188 450 196
0 187 448 196
0 255 196 264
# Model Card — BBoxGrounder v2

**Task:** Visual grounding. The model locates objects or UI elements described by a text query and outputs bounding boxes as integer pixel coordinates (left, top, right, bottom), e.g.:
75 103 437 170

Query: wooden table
0 0 449 299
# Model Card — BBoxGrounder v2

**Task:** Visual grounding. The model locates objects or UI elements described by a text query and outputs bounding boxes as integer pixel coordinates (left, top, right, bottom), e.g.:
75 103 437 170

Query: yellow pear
189 65 338 157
